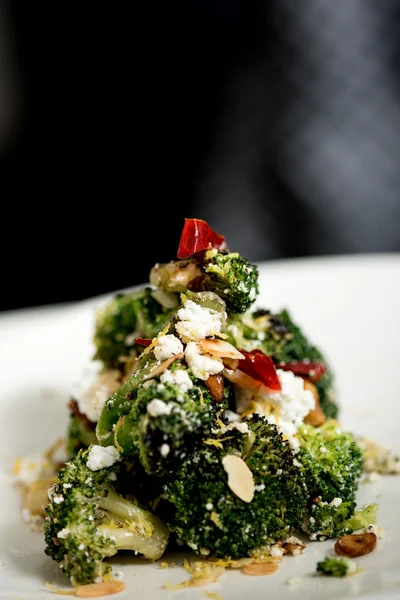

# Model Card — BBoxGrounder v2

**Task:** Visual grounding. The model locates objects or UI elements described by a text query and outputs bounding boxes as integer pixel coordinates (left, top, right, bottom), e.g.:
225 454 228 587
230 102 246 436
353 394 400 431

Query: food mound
33 218 395 587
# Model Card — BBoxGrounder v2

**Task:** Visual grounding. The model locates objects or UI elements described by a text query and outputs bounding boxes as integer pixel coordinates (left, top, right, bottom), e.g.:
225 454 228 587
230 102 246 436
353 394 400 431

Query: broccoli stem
98 489 170 561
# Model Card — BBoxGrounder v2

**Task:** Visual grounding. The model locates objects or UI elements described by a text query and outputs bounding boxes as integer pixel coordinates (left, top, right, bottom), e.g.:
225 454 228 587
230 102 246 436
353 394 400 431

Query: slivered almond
222 357 239 371
303 381 325 426
223 368 266 392
199 339 245 360
334 532 377 558
143 352 184 380
205 374 224 402
241 562 279 576
75 580 126 597
222 455 254 503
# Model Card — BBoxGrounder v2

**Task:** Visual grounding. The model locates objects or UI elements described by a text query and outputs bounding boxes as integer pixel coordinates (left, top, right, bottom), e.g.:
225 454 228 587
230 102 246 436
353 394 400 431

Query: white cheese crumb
185 341 224 380
270 544 284 557
71 362 113 423
57 528 70 539
223 410 241 423
276 469 283 476
86 445 120 471
330 497 342 507
154 334 184 361
160 444 170 457
286 577 302 586
366 523 384 538
205 502 213 511
53 494 64 504
236 369 315 447
108 472 117 481
114 571 124 579
93 577 103 584
78 544 85 550
160 368 193 393
175 300 225 343
254 484 265 492
63 483 72 489
147 399 173 417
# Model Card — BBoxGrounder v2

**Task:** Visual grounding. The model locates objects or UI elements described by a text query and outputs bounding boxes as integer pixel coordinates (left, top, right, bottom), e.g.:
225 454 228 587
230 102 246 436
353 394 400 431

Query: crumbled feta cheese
72 362 117 423
57 528 70 539
270 544 284 557
154 334 184 361
63 483 72 489
108 472 117 481
175 300 225 342
330 497 342 507
236 369 315 447
366 523 384 538
78 544 85 550
160 444 170 457
205 502 213 511
254 484 265 492
160 368 193 393
147 399 173 417
53 494 64 504
276 469 283 476
86 445 120 471
185 341 224 380
93 577 103 584
223 410 241 423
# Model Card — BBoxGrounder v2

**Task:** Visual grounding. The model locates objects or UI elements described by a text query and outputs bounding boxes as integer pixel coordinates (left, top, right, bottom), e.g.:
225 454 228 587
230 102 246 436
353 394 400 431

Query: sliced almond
222 357 239 371
205 374 225 402
222 455 254 503
199 339 245 360
75 580 126 598
241 562 279 576
223 368 265 392
303 380 325 426
143 352 184 380
334 532 377 558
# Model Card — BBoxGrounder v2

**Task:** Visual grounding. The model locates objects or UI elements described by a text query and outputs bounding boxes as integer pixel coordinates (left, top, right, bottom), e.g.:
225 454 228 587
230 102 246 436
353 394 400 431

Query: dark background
1 1 400 312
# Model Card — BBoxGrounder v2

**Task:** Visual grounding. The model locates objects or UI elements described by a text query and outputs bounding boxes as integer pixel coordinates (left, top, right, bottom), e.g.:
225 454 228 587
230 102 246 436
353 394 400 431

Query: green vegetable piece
316 556 357 577
44 447 169 586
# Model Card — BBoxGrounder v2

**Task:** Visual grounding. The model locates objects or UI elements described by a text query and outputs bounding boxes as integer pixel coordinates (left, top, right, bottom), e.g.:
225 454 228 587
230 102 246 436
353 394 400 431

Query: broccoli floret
150 250 259 315
227 308 337 419
113 361 231 476
200 249 259 314
93 288 176 370
44 447 169 586
316 556 358 577
160 414 308 559
297 422 364 504
302 498 357 540
66 413 97 457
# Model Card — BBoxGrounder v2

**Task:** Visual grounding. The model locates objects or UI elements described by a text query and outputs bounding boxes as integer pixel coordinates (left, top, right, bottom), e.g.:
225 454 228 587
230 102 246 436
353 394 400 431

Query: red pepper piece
238 349 282 391
177 218 227 259
277 360 326 383
134 338 153 347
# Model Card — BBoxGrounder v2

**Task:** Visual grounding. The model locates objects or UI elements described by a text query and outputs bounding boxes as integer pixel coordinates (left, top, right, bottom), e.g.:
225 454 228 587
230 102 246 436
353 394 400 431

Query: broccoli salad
13 218 400 591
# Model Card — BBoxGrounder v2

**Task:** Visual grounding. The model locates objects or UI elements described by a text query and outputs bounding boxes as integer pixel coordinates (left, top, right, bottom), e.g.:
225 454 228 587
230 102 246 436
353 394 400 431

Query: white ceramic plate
1 253 400 600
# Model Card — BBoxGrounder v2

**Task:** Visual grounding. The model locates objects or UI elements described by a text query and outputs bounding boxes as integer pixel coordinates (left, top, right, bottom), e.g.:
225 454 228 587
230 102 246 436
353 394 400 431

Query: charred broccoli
44 446 169 585
160 414 308 558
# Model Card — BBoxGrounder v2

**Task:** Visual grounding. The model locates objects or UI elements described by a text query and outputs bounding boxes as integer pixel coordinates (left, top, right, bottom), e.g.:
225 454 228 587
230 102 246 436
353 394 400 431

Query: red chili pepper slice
177 218 227 259
134 338 153 347
238 349 282 391
277 360 326 383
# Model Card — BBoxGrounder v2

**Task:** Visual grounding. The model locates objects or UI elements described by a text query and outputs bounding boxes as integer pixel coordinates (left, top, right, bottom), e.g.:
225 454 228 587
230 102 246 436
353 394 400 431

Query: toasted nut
205 374 225 402
199 339 245 360
303 380 325 426
222 455 254 503
75 580 126 597
241 562 279 576
222 357 239 371
282 538 306 556
334 532 377 558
